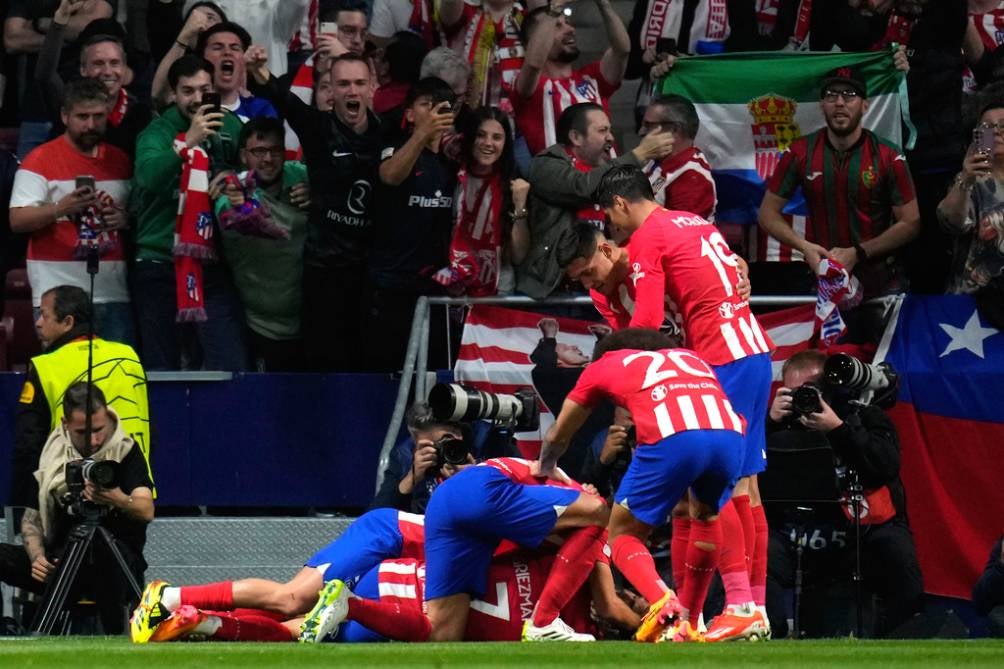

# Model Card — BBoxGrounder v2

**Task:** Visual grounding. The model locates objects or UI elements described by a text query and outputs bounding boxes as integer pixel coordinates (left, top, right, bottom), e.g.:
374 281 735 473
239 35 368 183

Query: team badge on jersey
861 169 876 189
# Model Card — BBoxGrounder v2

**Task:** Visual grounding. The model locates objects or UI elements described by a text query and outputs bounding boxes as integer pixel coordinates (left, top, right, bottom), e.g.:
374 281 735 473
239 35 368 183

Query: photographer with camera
370 401 520 514
579 406 635 501
764 350 923 638
0 382 153 633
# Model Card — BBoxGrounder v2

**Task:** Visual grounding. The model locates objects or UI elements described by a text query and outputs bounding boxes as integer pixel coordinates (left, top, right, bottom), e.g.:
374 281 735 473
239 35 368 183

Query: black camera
64 458 118 495
789 384 823 418
432 434 470 468
429 383 540 432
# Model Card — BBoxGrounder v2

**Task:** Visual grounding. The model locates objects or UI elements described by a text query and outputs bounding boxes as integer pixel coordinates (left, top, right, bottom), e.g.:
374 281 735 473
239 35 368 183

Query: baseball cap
820 66 867 99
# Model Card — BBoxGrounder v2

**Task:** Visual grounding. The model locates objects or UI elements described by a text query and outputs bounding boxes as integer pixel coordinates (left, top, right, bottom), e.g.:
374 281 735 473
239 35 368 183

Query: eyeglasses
979 121 1004 133
822 89 861 102
246 147 284 159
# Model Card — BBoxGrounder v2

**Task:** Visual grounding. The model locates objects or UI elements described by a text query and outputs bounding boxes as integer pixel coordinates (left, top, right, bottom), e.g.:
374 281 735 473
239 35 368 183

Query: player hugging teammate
131 165 771 645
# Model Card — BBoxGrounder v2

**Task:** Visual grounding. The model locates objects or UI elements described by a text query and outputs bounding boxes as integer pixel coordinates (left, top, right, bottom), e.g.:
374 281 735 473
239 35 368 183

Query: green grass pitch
0 638 1001 668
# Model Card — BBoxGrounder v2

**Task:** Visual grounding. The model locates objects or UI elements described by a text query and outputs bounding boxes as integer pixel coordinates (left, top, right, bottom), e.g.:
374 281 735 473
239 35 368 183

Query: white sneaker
299 579 351 643
522 616 595 641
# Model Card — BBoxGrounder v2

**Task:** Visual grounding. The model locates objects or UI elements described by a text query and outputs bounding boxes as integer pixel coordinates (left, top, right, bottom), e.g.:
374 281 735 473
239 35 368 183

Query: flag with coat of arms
657 48 912 262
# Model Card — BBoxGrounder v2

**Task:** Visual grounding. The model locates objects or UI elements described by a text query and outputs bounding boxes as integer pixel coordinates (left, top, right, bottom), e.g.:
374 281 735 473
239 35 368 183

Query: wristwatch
853 243 868 264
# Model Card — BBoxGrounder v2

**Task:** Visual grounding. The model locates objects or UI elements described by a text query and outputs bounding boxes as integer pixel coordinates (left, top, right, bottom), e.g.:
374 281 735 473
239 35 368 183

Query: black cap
820 66 867 99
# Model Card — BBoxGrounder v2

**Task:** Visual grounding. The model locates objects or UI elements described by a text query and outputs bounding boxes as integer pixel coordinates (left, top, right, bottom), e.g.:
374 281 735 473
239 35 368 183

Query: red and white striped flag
453 303 818 454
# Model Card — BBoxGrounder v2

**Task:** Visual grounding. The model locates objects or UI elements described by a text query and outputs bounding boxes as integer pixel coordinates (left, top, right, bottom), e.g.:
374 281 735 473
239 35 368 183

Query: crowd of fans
0 0 999 375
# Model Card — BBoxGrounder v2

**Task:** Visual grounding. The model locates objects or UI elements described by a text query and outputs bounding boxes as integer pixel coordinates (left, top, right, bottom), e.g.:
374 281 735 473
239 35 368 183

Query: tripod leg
96 527 142 600
31 526 97 635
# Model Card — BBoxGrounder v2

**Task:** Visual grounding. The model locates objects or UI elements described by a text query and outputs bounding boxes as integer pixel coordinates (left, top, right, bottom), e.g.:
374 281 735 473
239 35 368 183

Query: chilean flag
877 295 1004 600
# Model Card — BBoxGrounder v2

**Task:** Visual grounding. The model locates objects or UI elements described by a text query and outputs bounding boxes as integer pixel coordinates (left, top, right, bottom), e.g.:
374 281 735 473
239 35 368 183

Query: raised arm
596 0 630 87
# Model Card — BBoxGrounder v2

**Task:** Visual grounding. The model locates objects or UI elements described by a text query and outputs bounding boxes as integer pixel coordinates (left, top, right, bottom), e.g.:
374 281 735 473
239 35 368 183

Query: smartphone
75 175 96 194
203 92 222 114
656 37 678 56
973 124 995 156
320 21 338 35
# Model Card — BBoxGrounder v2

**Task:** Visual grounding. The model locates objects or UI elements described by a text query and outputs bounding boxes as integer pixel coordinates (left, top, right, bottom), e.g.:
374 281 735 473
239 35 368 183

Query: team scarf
286 56 316 160
108 88 129 128
409 0 443 48
172 136 216 322
434 167 504 296
755 0 812 48
74 189 120 258
462 4 524 107
814 258 862 346
217 170 290 240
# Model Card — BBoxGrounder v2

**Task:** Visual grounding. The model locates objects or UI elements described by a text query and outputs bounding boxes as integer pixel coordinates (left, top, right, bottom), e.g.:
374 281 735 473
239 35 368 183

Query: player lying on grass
130 507 426 642
536 327 747 643
141 545 641 642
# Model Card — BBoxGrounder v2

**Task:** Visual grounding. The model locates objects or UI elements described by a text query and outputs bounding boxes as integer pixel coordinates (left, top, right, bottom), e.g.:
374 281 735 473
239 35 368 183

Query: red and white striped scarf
108 88 129 127
436 167 504 295
172 136 216 322
461 4 525 107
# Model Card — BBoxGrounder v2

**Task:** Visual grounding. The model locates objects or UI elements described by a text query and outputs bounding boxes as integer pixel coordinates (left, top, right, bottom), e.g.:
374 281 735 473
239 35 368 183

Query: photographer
764 350 923 638
370 401 519 514
579 407 634 500
0 383 153 633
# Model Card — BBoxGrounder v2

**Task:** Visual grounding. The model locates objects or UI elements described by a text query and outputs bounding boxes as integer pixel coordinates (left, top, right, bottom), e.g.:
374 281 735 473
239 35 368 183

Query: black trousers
0 537 144 634
301 264 366 372
766 518 924 638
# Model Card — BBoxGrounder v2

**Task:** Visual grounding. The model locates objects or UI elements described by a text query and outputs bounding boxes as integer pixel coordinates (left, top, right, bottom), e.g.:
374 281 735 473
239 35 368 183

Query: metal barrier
374 293 816 494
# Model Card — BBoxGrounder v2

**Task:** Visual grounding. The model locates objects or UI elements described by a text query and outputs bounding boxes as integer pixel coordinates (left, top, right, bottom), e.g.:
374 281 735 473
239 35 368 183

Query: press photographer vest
30 337 153 487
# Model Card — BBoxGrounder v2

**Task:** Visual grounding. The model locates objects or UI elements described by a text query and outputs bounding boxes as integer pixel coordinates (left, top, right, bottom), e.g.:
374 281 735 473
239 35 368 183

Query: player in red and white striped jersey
537 328 747 642
570 166 774 641
512 0 630 156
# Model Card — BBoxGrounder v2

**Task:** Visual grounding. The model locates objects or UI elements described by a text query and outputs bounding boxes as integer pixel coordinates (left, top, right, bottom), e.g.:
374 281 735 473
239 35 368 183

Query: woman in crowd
435 107 530 297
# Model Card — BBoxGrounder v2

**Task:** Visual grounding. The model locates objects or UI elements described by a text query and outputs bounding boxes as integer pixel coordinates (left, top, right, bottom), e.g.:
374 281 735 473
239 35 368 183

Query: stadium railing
375 293 816 494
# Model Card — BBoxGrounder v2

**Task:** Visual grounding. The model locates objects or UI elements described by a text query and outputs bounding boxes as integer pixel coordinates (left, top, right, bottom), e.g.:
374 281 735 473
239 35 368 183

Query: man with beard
35 1 153 158
247 49 382 372
214 117 310 371
132 54 248 371
516 102 673 298
759 68 920 307
513 0 631 156
9 78 134 345
197 22 278 123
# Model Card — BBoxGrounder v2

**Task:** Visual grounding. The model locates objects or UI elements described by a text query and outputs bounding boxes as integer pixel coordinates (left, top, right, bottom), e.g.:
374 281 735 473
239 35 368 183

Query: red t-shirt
617 208 774 365
643 147 716 221
567 347 745 445
513 60 619 156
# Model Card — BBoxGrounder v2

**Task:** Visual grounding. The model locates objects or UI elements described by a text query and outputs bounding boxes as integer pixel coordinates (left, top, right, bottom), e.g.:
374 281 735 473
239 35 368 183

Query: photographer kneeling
370 401 520 514
763 350 923 638
0 382 153 633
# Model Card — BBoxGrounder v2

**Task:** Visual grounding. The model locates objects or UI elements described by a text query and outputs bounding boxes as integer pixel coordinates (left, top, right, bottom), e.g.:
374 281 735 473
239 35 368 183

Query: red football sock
180 582 234 611
679 519 721 622
533 525 605 626
718 500 754 607
670 516 691 591
732 494 755 577
230 607 284 621
347 597 431 641
212 611 294 641
751 503 769 606
610 533 669 605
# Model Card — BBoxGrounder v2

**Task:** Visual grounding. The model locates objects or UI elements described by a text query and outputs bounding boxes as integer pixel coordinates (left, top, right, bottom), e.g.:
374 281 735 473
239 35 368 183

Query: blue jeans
131 260 248 371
